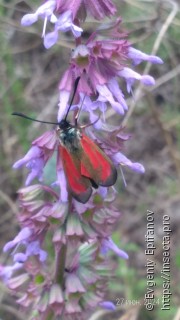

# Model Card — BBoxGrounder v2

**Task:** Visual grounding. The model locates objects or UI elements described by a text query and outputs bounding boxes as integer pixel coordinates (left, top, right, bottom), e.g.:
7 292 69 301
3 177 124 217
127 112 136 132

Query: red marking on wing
80 134 117 186
59 146 92 203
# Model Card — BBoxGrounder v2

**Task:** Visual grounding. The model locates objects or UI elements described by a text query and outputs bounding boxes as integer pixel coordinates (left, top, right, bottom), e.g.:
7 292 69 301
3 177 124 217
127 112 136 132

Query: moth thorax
59 126 81 152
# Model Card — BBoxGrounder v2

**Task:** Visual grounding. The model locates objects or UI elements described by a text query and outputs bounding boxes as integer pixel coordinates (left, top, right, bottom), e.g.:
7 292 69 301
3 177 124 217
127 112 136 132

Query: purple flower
100 300 116 310
3 227 32 252
0 262 23 282
13 131 56 186
3 228 47 265
73 197 95 215
49 284 64 315
118 67 155 93
55 169 68 202
21 0 57 37
14 241 47 263
101 237 129 259
113 152 145 174
44 10 83 49
8 273 30 291
13 146 42 169
56 151 69 202
128 47 164 66
96 82 127 115
21 1 83 48
65 300 82 315
65 273 86 295
66 93 105 128
25 157 44 186
13 146 45 186
96 186 108 199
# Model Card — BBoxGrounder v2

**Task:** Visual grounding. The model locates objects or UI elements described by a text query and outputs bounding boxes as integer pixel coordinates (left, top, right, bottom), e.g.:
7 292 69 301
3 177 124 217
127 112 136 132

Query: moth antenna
13 78 81 125
75 93 87 126
12 112 59 125
64 76 81 121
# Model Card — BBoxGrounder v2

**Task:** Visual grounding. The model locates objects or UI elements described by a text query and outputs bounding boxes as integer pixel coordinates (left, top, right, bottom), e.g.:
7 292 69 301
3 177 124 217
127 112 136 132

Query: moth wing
80 134 117 187
60 145 92 203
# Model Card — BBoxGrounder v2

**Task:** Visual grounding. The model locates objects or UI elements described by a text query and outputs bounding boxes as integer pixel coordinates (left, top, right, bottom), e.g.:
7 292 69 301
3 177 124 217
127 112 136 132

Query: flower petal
44 30 58 49
100 301 116 310
3 228 32 252
119 67 155 93
71 24 83 38
13 146 42 169
57 169 68 202
0 262 23 282
113 152 145 173
58 90 71 122
128 47 163 65
101 238 129 259
108 78 128 110
21 13 38 26
97 84 125 115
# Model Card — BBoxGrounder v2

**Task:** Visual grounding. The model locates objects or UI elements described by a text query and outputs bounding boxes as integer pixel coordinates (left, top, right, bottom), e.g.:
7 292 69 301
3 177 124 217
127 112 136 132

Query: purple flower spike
101 238 129 259
128 47 163 65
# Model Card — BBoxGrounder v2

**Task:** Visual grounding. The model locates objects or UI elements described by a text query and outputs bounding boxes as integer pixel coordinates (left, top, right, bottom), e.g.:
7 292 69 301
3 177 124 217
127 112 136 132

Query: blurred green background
0 0 180 319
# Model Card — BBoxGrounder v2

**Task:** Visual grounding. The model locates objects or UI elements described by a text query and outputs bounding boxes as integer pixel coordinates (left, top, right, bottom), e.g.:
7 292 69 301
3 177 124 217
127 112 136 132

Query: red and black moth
57 118 117 203
12 77 117 203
